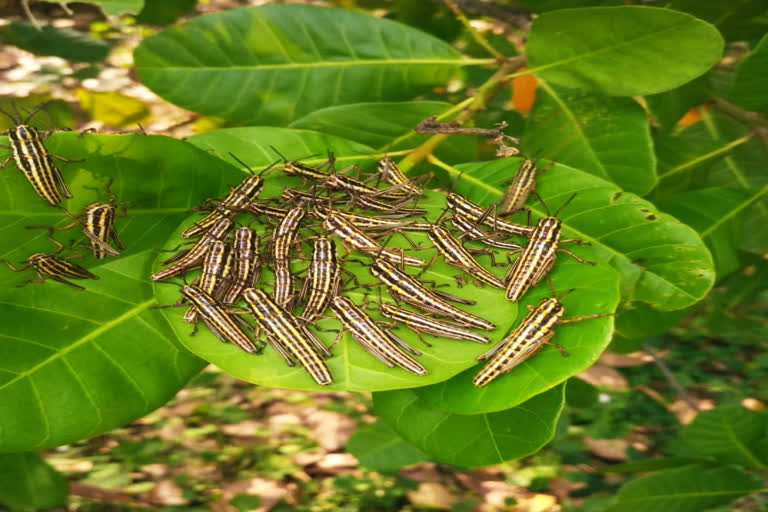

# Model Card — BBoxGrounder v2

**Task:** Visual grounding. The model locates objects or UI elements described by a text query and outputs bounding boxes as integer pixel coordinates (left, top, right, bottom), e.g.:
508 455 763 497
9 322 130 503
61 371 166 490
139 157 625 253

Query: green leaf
136 0 197 26
152 127 520 392
669 0 768 42
134 5 468 125
0 452 68 510
347 420 429 471
613 303 691 343
451 159 715 311
0 132 217 452
413 259 617 414
373 384 565 467
523 80 657 194
655 110 768 255
289 101 477 163
0 22 111 63
607 464 763 512
656 188 754 279
76 90 150 127
565 377 598 408
731 33 768 115
678 406 768 468
36 0 145 16
526 7 724 96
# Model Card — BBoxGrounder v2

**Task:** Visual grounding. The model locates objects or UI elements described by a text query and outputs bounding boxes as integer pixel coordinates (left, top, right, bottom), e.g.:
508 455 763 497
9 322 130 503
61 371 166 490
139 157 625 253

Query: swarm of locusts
150 147 613 388
0 102 613 388
0 103 126 291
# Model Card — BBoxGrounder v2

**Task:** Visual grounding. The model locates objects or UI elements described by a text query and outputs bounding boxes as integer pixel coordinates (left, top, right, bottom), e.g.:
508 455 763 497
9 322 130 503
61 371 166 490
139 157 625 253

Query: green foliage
731 33 768 115
0 22 111 62
606 464 763 512
35 0 145 16
373 384 565 466
0 452 68 510
347 420 428 471
133 5 465 125
525 7 724 96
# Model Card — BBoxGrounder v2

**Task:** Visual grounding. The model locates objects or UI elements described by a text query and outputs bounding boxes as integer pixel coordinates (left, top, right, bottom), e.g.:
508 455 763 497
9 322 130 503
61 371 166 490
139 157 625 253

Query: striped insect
184 240 231 323
272 263 295 309
369 258 495 330
349 193 427 217
379 303 490 344
322 212 426 267
426 224 507 288
0 230 97 290
181 285 263 353
473 294 612 387
331 296 427 376
247 201 290 219
312 205 432 232
448 214 524 250
151 218 233 281
499 159 538 214
272 206 306 263
504 195 593 302
44 179 128 259
446 192 534 237
376 157 425 196
182 154 269 238
242 288 333 386
220 227 261 305
0 102 73 205
299 237 341 323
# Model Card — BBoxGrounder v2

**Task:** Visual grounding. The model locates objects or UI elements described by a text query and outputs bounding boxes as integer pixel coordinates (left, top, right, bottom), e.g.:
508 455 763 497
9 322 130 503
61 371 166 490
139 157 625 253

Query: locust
379 303 490 344
182 154 271 238
369 258 495 330
0 230 97 291
446 192 534 237
499 159 537 214
247 201 290 219
181 285 263 354
220 227 261 305
312 205 432 232
242 288 333 386
376 157 424 196
184 240 231 323
272 207 305 263
448 214 525 250
151 218 232 281
272 263 295 309
504 195 593 302
473 294 612 387
0 103 74 205
299 237 341 323
331 296 427 375
426 224 506 288
322 212 426 267
349 193 427 217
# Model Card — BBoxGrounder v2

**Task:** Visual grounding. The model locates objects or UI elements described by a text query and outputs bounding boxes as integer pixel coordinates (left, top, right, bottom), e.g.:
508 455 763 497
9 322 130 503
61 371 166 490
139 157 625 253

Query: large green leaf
346 420 429 471
526 7 724 96
0 132 219 452
289 101 478 162
0 22 111 63
678 406 768 469
0 452 68 510
413 260 617 414
644 76 709 132
134 5 469 125
450 159 715 311
656 188 752 279
373 384 565 467
607 464 763 512
655 110 768 255
731 33 768 115
523 80 657 195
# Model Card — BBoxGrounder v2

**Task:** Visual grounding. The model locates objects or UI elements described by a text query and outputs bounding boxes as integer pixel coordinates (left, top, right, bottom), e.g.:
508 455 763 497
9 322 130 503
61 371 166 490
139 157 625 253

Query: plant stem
657 134 753 181
443 0 505 60
398 58 525 172
643 342 699 412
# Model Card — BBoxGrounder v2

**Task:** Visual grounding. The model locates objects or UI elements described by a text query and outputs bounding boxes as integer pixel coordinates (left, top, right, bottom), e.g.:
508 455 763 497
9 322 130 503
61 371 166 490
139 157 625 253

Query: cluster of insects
0 103 128 290
152 147 613 388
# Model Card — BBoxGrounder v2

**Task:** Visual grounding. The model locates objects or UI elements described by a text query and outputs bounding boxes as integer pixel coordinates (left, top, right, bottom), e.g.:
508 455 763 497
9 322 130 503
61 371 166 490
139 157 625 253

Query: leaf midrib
139 57 485 73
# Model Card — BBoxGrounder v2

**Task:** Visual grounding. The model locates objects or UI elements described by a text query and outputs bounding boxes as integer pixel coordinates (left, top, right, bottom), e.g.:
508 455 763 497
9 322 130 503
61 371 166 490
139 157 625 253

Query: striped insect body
379 304 490 344
243 288 333 386
221 227 261 305
184 240 231 323
331 296 427 375
377 157 423 196
427 224 505 288
300 237 341 323
151 218 233 281
182 175 263 238
446 192 534 237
